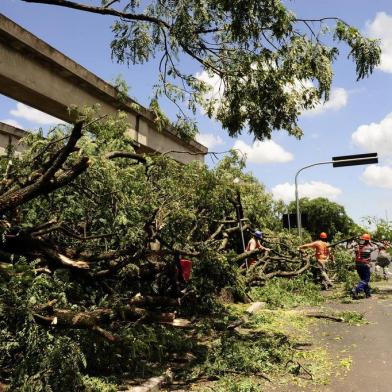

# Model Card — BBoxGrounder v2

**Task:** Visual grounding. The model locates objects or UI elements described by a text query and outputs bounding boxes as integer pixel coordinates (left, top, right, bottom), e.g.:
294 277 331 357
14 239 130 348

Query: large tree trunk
1 230 90 269
33 305 177 341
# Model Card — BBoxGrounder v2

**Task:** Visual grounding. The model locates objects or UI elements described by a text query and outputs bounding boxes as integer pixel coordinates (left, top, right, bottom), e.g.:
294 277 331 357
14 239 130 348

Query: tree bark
33 306 176 341
1 231 90 270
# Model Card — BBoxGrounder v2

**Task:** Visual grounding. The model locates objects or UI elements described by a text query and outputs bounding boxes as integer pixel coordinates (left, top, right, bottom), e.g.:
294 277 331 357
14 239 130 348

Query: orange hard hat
361 233 371 241
319 232 328 239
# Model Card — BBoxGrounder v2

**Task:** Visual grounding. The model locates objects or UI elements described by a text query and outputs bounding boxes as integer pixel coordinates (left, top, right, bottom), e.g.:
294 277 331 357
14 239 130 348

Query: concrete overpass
0 121 27 155
0 14 207 163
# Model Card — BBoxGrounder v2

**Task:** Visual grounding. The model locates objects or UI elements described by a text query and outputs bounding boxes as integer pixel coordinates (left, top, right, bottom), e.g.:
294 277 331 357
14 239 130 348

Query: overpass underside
0 13 207 163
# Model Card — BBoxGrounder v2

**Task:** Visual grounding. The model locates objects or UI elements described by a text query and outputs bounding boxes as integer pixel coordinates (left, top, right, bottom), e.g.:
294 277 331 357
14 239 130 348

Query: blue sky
1 0 392 225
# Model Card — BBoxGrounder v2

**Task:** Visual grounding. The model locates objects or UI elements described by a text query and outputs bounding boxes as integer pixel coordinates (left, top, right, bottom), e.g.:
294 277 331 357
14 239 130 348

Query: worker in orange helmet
298 232 333 290
351 233 378 299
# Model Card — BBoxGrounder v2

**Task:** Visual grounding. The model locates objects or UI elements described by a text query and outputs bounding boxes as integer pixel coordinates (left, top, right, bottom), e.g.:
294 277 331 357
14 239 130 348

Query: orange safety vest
314 241 329 261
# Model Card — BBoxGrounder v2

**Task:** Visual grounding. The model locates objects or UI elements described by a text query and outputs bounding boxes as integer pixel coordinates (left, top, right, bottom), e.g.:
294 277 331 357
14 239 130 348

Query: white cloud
286 80 348 116
195 133 224 149
1 119 23 128
362 165 392 189
195 70 225 116
271 181 342 204
284 79 314 94
196 71 347 119
367 12 392 73
352 112 392 156
195 70 224 101
233 139 293 164
303 87 348 116
10 103 64 125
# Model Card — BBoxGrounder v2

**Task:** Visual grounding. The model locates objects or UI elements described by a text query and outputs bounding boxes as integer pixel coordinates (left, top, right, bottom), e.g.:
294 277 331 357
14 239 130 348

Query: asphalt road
273 283 392 392
315 286 392 392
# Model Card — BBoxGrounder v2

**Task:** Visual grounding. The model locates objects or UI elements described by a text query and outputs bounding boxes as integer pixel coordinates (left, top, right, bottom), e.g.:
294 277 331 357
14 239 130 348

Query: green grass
188 304 336 391
82 376 117 392
338 311 367 325
249 275 324 309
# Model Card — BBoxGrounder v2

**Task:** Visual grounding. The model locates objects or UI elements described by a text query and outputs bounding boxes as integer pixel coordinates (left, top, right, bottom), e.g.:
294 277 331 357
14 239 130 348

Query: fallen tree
0 114 357 390
0 113 292 389
4 0 382 388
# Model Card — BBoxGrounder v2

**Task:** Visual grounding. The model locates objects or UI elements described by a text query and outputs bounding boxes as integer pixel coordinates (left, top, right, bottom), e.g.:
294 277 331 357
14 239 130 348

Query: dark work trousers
355 263 371 295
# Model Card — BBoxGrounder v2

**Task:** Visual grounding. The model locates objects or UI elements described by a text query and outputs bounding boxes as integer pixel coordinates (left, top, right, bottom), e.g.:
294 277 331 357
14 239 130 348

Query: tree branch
232 248 268 264
21 0 171 29
31 222 114 241
264 257 311 279
105 151 147 164
0 123 86 214
41 121 83 180
294 17 348 25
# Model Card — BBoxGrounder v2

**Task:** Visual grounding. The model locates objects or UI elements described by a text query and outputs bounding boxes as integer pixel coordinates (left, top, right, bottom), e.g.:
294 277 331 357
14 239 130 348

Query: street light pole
235 189 247 254
295 155 378 241
295 161 331 240
233 178 247 259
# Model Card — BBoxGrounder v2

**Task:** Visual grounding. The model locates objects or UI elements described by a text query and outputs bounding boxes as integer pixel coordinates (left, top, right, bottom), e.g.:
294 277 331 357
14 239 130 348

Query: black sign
282 213 308 229
332 153 378 168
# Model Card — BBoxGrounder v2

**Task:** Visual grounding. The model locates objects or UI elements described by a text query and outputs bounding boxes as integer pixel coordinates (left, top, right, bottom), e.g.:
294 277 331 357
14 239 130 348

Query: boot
351 288 359 300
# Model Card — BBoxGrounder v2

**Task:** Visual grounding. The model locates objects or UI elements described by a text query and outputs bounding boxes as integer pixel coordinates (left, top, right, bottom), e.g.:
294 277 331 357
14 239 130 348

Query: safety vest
314 241 329 261
355 244 373 264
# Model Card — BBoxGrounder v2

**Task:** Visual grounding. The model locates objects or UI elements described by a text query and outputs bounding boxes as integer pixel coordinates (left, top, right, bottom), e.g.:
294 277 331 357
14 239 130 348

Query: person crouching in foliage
242 230 270 268
351 233 378 299
298 232 333 290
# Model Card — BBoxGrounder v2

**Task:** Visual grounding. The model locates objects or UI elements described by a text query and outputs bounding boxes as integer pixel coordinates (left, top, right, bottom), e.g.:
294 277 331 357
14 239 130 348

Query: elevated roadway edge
0 13 208 164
